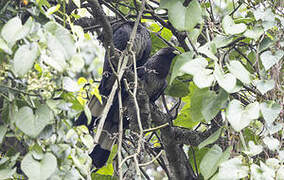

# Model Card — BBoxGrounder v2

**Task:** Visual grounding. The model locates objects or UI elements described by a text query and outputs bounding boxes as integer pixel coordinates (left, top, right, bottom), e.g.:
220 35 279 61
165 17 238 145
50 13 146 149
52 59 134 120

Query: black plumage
138 47 178 102
74 21 151 128
99 21 152 97
73 21 151 168
89 47 178 168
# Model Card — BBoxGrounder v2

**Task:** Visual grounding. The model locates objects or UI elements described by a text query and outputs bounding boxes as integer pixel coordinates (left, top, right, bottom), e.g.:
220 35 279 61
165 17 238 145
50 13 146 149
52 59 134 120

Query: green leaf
160 27 173 41
1 16 33 47
165 79 189 97
42 33 67 72
150 33 168 54
200 145 223 179
189 88 209 122
21 152 57 180
253 8 276 31
63 77 80 92
188 28 202 46
170 52 194 84
192 69 214 88
200 145 232 179
160 0 203 31
227 60 252 84
244 26 264 40
201 89 228 122
226 100 260 132
255 79 275 94
0 168 16 179
260 102 281 125
217 157 249 179
198 42 218 61
188 147 210 174
259 37 274 52
222 15 247 35
1 17 22 46
0 37 12 54
260 50 284 71
212 35 234 48
214 63 241 93
198 128 222 149
263 136 280 151
180 57 214 88
243 141 263 157
15 105 53 138
13 43 38 77
0 125 7 144
44 22 76 60
174 83 199 128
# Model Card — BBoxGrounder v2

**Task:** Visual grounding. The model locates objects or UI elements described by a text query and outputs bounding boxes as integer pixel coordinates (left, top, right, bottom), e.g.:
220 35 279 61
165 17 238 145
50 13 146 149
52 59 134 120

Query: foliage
0 0 283 179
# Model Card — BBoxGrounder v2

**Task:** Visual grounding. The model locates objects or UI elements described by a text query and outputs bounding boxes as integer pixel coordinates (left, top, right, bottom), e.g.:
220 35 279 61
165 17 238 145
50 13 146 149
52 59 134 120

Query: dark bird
89 47 178 168
138 47 178 102
99 21 152 98
74 21 152 129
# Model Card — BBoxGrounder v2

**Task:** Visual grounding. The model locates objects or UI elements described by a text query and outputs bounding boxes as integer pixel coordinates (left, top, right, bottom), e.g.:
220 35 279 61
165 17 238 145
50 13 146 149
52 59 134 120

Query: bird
138 47 178 103
89 47 178 168
73 21 152 129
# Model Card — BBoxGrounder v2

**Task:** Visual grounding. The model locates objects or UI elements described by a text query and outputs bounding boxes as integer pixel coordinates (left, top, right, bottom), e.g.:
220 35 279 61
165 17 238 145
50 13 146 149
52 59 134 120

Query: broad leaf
212 35 234 48
0 168 16 179
189 88 209 122
260 50 284 71
227 60 252 84
222 15 247 35
200 145 232 179
180 57 214 88
21 152 57 180
0 37 12 54
165 79 189 97
198 42 218 61
214 63 241 93
201 89 228 122
63 77 80 92
15 105 53 138
253 8 276 31
174 83 199 128
263 136 280 151
13 43 38 77
160 0 203 31
255 79 275 94
70 54 84 72
198 128 222 149
244 26 264 40
44 21 76 59
243 141 263 157
1 16 33 47
260 102 281 125
217 157 249 180
170 52 194 84
226 100 260 132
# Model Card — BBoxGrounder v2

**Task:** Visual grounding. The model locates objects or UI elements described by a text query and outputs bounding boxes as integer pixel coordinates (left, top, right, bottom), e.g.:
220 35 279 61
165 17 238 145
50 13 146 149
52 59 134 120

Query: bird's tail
89 130 116 168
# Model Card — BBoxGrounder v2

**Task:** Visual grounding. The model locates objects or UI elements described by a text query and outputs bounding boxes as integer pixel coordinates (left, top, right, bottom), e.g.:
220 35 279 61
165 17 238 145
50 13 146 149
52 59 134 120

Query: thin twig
143 123 169 133
139 150 164 167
